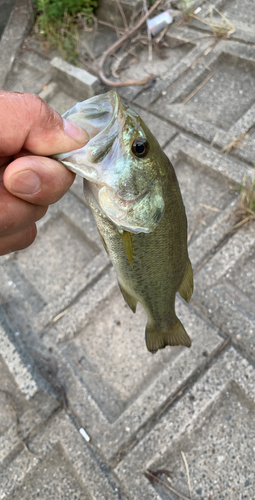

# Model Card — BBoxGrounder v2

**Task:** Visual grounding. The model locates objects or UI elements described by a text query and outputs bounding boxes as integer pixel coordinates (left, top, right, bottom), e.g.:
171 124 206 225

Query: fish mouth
54 91 125 179
55 90 165 234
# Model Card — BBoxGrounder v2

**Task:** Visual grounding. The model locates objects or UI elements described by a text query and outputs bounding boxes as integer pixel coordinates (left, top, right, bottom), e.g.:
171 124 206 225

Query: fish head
55 90 168 234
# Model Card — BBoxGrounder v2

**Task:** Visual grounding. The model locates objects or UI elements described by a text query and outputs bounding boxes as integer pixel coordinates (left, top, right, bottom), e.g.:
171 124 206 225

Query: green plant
239 169 255 216
35 0 97 24
180 0 194 19
233 167 255 231
191 3 235 38
34 0 97 63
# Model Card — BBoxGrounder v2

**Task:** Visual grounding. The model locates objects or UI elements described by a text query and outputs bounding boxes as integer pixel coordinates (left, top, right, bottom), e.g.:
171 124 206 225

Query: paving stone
0 325 38 399
1 412 127 500
0 325 59 466
131 104 177 148
150 40 255 149
221 0 255 28
40 268 223 461
193 223 255 363
45 89 77 116
183 58 255 131
79 24 117 60
96 0 143 26
0 0 34 88
18 213 97 302
190 0 255 44
118 26 213 105
50 57 105 102
8 444 91 500
0 190 107 336
115 347 255 499
163 134 248 269
230 125 255 166
4 59 51 94
20 50 51 73
169 147 235 242
0 0 16 39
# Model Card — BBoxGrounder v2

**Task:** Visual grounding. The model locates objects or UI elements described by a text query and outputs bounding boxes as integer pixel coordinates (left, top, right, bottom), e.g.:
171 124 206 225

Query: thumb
0 91 89 157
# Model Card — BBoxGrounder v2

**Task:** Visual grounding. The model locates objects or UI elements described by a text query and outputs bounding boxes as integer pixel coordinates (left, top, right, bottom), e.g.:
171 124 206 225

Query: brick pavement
0 1 255 498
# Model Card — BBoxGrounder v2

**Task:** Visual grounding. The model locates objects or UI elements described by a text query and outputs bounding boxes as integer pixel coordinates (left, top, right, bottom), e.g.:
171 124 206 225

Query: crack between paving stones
132 98 255 166
109 339 232 468
41 261 113 334
1 403 62 468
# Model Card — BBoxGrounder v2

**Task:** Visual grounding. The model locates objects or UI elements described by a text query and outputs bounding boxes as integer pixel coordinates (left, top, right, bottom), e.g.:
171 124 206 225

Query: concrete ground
1 0 255 499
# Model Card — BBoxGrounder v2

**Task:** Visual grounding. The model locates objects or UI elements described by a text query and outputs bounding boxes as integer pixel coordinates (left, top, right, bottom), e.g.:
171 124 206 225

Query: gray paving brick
131 104 177 148
45 90 77 116
0 412 127 500
39 270 223 461
190 0 255 44
0 191 107 335
0 0 34 88
0 325 59 466
194 223 255 363
115 347 255 499
50 57 105 102
0 0 16 39
163 134 249 269
96 0 143 26
8 444 91 500
18 50 50 72
150 40 255 151
119 26 213 105
4 60 52 94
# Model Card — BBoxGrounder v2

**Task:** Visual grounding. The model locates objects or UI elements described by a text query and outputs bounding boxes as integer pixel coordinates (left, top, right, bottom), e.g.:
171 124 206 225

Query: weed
239 169 255 217
34 0 97 63
233 168 255 230
35 0 97 23
180 0 194 19
191 3 235 38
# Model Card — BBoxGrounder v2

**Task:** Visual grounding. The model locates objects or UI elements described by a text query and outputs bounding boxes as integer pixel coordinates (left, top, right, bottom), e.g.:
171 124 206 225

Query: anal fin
119 282 137 313
178 258 193 303
145 317 191 354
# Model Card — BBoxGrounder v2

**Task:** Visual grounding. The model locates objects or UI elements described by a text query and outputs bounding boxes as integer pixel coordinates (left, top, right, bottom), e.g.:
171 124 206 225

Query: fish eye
131 137 149 158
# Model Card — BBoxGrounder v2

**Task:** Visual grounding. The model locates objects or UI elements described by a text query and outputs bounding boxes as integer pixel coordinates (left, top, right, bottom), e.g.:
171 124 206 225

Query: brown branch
98 0 163 87
97 18 125 35
116 0 129 31
144 470 191 500
143 0 153 62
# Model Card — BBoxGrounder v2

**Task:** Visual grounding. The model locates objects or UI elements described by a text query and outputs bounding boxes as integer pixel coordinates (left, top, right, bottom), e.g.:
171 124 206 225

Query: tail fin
145 317 191 354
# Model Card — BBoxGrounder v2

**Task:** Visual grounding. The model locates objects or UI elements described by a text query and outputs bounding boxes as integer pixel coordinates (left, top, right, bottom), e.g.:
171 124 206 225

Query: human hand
0 91 88 256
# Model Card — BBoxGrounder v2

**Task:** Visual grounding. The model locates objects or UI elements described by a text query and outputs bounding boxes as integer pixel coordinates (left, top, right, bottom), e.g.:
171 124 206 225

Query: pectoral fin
119 282 137 313
178 258 193 303
119 230 133 266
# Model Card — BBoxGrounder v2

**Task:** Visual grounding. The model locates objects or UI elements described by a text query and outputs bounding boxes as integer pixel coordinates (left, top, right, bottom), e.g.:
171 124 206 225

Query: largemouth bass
55 90 193 353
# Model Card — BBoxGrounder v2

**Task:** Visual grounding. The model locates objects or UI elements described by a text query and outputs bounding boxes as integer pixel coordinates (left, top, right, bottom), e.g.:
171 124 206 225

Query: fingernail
9 170 41 195
63 118 89 144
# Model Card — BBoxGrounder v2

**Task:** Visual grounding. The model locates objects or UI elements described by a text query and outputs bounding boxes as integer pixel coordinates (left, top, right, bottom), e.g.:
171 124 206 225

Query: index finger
0 91 89 157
